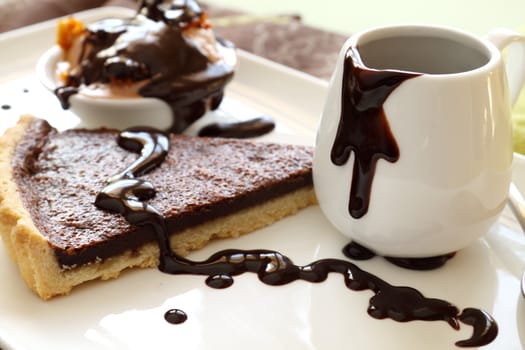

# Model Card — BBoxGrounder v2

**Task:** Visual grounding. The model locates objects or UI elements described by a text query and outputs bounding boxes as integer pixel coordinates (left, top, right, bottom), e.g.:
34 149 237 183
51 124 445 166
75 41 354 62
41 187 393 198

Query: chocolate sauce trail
95 128 498 347
331 46 421 218
95 128 169 222
456 309 498 347
55 87 79 109
343 241 456 271
112 127 170 181
198 116 276 138
55 0 235 134
1 105 11 110
164 308 188 324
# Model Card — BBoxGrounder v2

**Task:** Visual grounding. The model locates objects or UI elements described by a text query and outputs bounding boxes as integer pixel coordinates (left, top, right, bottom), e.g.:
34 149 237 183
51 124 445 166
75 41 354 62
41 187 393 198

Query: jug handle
485 28 525 106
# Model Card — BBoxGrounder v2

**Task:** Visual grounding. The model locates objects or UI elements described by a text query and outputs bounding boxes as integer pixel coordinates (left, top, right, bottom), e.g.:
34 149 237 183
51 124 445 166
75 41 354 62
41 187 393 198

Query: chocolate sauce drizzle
330 46 421 218
94 128 498 347
55 0 235 134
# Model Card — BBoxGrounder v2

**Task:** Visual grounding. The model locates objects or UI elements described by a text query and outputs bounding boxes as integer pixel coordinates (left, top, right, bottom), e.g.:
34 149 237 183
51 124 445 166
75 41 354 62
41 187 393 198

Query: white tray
0 7 524 350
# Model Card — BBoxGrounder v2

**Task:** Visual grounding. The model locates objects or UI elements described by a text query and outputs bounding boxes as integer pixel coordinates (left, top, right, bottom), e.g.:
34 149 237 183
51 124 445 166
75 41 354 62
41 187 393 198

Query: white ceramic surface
314 24 525 258
0 8 525 350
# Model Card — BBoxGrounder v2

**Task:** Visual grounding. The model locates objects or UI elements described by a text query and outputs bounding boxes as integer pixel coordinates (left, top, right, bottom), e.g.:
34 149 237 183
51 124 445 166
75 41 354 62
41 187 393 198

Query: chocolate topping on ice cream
55 0 235 133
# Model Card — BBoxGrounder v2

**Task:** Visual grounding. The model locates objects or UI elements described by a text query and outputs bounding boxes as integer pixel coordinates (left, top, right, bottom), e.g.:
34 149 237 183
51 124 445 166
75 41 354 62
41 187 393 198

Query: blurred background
0 0 524 151
207 0 525 35
0 0 523 35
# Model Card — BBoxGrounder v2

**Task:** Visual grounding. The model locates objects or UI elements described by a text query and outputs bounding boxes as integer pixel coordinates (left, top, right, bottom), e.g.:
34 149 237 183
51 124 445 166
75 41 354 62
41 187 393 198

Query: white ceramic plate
0 7 524 350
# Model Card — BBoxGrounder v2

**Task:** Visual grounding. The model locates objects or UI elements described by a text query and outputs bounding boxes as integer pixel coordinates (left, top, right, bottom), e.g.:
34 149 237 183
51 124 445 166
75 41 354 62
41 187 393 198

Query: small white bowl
36 45 173 130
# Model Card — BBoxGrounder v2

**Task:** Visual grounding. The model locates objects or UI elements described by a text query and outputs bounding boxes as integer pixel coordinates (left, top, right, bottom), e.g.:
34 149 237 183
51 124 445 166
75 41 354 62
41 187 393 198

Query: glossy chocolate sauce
330 46 420 219
164 308 188 324
94 128 498 347
343 241 456 270
456 309 499 347
55 0 235 133
198 115 276 138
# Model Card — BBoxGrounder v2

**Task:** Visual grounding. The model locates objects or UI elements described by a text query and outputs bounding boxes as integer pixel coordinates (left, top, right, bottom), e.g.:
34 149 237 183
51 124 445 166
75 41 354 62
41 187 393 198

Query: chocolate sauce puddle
343 241 456 270
198 115 275 138
164 308 188 324
330 46 421 218
95 128 498 347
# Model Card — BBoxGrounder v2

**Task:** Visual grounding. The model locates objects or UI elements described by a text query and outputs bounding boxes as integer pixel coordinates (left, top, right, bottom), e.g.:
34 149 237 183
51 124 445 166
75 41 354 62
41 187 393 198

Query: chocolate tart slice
0 116 316 299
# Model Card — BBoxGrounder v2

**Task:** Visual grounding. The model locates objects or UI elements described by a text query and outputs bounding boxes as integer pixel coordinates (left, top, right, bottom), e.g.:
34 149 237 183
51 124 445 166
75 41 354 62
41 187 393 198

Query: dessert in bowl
37 44 174 130
36 0 236 131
